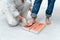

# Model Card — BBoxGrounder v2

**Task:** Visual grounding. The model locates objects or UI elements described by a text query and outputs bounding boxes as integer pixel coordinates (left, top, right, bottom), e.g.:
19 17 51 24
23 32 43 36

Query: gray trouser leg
3 9 19 27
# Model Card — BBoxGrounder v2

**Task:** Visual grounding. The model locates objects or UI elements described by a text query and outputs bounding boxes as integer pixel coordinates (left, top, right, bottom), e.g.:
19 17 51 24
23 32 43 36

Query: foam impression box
22 22 45 33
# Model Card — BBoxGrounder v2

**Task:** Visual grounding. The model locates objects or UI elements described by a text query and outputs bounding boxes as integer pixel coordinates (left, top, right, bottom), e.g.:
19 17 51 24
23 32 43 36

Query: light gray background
0 0 60 40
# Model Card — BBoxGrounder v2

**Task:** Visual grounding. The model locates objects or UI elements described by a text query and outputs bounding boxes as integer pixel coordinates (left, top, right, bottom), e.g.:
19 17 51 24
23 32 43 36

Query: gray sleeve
9 0 20 17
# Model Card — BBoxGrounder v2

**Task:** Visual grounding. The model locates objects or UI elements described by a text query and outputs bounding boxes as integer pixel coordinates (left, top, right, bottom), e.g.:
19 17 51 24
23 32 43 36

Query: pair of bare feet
24 17 51 27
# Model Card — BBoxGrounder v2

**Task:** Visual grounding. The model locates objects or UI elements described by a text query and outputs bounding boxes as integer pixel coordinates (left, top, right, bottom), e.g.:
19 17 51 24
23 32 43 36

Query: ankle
46 17 50 19
32 17 36 21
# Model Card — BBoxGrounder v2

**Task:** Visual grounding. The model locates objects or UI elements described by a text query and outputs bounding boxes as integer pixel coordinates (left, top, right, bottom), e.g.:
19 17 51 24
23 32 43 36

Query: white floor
0 0 60 40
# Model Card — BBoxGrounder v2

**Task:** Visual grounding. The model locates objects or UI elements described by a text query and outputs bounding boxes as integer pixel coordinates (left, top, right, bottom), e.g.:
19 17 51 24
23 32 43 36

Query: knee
8 20 19 27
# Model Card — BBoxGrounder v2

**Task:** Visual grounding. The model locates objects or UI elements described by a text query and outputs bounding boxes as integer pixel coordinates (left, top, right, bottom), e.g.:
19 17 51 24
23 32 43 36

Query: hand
21 18 29 26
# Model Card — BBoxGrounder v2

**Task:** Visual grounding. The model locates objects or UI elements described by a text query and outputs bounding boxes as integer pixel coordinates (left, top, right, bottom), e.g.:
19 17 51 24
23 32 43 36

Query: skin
46 17 51 25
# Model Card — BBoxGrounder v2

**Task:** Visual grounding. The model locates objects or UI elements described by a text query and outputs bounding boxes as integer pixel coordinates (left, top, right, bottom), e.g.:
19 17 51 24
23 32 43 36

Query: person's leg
3 9 19 27
26 0 42 26
31 0 42 18
46 0 56 25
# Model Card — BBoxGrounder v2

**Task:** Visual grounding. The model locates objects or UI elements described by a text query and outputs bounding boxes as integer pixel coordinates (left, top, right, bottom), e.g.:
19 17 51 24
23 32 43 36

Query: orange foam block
30 22 45 33
23 22 45 33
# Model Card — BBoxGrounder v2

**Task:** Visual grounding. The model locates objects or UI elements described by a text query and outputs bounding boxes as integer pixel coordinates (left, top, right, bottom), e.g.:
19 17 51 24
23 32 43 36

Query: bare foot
46 17 51 25
25 18 36 27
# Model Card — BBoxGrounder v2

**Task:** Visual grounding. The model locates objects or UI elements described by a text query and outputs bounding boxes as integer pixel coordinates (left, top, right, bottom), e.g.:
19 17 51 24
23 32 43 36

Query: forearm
16 14 24 20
